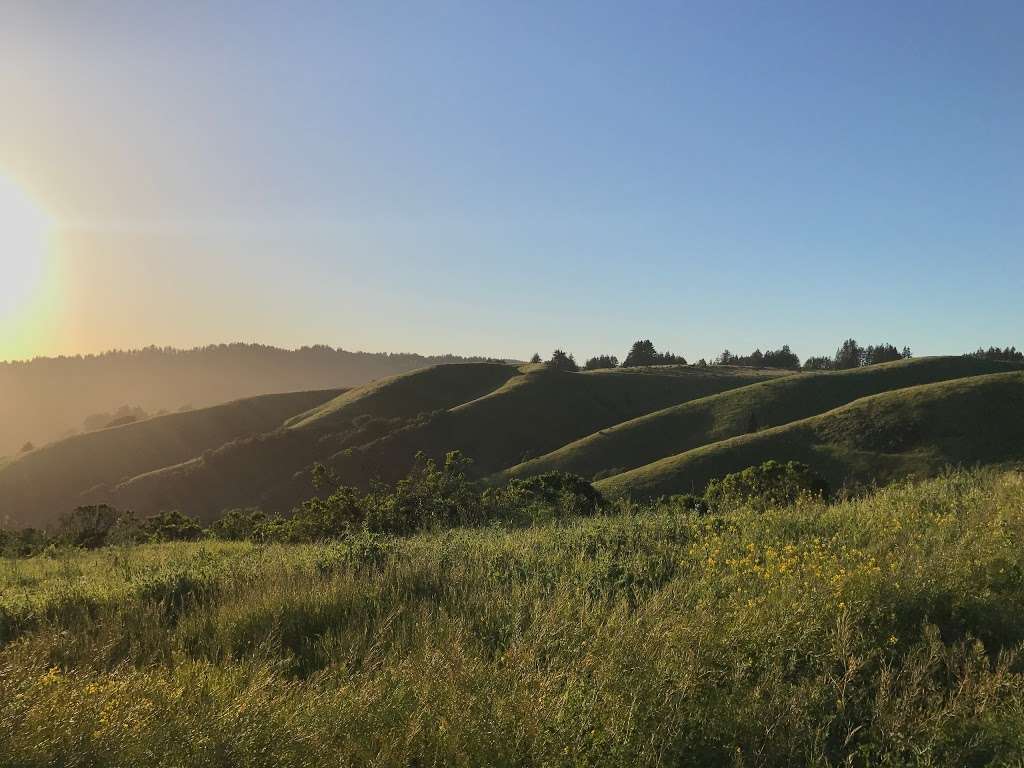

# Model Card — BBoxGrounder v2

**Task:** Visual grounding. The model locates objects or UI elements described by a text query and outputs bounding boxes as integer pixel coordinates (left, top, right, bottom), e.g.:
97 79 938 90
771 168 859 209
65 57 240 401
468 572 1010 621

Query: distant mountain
0 343 494 458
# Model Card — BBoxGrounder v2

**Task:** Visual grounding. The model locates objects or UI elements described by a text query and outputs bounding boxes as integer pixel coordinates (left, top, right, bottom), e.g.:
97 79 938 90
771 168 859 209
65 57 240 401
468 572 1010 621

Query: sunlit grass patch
3 469 1024 765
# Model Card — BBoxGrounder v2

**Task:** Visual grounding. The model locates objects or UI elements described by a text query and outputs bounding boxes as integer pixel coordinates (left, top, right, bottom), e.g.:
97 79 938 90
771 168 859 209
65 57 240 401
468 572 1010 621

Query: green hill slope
285 362 521 430
596 371 1024 499
502 357 1023 483
322 363 788 481
106 364 787 519
0 388 345 527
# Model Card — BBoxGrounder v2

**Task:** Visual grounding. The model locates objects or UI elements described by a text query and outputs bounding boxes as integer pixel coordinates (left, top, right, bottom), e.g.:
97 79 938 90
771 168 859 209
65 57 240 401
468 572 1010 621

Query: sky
1 0 1021 364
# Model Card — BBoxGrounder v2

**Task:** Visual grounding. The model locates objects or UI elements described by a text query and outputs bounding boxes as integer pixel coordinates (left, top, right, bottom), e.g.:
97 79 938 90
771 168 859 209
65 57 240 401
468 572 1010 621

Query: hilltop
596 370 1024 498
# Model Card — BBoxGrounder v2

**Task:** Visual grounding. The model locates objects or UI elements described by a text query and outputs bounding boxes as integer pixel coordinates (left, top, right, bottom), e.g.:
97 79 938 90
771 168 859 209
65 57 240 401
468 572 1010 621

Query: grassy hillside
504 356 1023 483
0 343 495 458
285 362 521 430
324 363 788 480
0 388 344 527
597 370 1024 499
4 470 1024 765
106 364 786 519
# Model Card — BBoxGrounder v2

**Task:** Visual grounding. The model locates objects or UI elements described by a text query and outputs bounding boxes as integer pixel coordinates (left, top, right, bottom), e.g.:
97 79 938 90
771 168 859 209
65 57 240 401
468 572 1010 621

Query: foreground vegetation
3 468 1024 766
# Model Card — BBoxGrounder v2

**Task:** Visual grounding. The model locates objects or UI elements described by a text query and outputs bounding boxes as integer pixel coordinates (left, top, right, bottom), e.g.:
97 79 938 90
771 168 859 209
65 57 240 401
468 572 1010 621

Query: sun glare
0 175 52 324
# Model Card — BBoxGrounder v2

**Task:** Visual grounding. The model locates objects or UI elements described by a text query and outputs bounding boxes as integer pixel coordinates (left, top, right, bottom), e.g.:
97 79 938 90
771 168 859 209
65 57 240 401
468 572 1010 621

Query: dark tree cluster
537 340 683 372
547 350 579 372
83 404 149 432
802 356 833 371
863 343 908 366
715 345 800 370
967 346 1023 362
583 354 618 370
804 339 912 371
621 340 686 367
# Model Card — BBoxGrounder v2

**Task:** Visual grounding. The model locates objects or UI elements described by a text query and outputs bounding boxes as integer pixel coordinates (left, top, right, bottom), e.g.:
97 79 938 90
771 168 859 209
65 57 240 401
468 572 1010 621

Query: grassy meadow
4 468 1024 766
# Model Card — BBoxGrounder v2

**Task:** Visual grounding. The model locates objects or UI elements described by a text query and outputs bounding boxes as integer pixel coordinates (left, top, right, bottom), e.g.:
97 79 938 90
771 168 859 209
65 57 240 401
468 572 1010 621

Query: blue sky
1 0 1021 363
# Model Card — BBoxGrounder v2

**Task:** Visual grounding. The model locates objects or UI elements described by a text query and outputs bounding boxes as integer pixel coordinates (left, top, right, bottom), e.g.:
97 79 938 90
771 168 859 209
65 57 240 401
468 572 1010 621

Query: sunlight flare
0 174 53 323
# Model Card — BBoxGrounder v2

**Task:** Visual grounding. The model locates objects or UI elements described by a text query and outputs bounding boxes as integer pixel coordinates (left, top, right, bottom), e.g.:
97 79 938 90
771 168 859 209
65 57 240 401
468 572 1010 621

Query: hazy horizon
3 1 1022 364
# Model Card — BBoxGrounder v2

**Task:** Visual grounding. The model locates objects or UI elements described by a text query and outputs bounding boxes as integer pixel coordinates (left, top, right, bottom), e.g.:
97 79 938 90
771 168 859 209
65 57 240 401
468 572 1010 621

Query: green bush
492 471 605 524
208 508 266 540
0 527 50 557
364 451 484 534
703 459 829 509
141 510 204 542
57 505 121 549
262 485 364 543
250 455 607 542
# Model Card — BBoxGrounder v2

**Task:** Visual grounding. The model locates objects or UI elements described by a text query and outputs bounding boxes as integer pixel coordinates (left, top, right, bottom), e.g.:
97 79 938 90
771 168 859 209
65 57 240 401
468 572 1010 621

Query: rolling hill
95 363 787 520
595 371 1024 499
318 362 788 479
0 343 495 458
4 355 1023 527
500 356 1024 483
0 388 344 527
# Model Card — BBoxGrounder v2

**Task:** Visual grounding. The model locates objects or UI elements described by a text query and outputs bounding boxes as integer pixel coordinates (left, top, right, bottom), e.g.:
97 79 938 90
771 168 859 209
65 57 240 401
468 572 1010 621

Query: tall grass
3 469 1024 766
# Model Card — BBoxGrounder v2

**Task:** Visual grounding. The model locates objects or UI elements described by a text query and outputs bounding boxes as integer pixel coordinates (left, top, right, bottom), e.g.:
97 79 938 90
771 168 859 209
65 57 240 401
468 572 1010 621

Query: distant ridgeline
0 343 497 458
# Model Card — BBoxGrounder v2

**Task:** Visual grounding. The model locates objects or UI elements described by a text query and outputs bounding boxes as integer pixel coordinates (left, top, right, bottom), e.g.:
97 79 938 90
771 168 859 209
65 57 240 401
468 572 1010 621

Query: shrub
142 510 204 542
364 451 483 534
483 471 605 525
511 472 604 516
57 505 121 549
272 486 365 542
209 508 266 541
0 526 50 557
704 460 829 509
663 493 708 514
